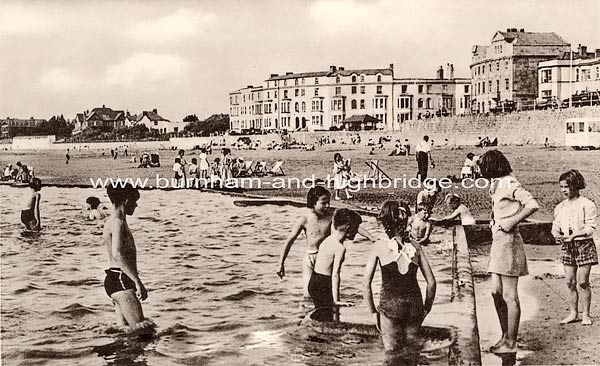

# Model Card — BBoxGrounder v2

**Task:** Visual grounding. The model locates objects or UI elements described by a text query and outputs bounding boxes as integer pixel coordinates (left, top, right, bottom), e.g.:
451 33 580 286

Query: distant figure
363 200 436 353
111 149 115 158
333 153 352 200
308 208 362 320
198 149 210 179
173 158 184 187
66 149 70 164
188 158 199 180
178 149 188 186
85 196 107 220
552 170 597 326
415 136 434 182
436 194 476 226
408 203 432 245
102 184 155 335
544 137 549 148
124 148 128 157
21 178 42 231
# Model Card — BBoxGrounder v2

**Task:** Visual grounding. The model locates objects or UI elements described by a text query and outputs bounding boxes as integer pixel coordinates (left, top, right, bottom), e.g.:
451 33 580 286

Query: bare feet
489 336 505 352
334 196 341 201
582 314 593 326
492 343 517 354
559 312 580 325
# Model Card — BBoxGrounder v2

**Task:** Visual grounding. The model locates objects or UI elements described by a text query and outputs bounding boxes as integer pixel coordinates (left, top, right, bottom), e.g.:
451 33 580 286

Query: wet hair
107 183 140 206
333 153 343 162
445 194 461 205
416 202 429 213
559 169 585 190
191 158 198 164
378 200 411 239
178 149 185 156
467 152 474 160
175 157 181 163
333 208 362 230
86 196 101 209
478 150 512 179
29 177 42 191
423 135 429 142
307 186 331 208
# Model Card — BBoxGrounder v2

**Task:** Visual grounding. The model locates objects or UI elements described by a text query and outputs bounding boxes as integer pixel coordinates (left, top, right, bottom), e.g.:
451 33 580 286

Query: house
83 105 126 129
135 109 187 134
0 117 47 138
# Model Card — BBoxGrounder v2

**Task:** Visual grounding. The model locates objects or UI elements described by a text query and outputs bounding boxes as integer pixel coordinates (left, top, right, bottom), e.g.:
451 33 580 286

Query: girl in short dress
332 153 352 200
363 200 436 353
478 150 539 354
198 148 210 179
552 169 597 326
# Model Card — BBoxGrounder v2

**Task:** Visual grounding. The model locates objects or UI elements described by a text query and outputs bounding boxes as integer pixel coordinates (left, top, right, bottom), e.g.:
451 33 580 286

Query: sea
0 186 455 366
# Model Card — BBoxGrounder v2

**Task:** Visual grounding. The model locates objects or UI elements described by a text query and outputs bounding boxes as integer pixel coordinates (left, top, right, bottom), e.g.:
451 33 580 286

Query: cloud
128 8 217 43
104 53 190 87
0 3 60 35
309 0 380 31
40 69 84 91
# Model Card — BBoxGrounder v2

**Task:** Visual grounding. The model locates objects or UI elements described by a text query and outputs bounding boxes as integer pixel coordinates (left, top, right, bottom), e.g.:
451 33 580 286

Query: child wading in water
479 150 539 354
552 170 597 325
102 184 155 335
308 208 363 320
86 196 108 220
408 203 432 245
277 186 374 298
21 177 42 230
363 200 436 352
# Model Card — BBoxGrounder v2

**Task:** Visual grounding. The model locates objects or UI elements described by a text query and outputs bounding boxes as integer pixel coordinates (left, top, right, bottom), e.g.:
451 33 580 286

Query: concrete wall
170 134 283 150
10 140 168 151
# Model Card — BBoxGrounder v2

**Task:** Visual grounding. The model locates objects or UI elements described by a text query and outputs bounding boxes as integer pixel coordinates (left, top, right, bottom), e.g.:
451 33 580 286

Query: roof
341 114 380 124
87 107 125 122
137 110 169 122
495 31 569 46
266 67 393 81
75 113 85 123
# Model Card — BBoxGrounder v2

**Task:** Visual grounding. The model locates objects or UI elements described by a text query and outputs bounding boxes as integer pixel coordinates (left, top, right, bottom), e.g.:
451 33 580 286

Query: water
1 186 454 366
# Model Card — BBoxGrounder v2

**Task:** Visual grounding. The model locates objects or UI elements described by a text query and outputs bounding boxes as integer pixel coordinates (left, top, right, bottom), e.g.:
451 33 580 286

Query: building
134 109 187 134
0 117 47 138
470 28 570 113
538 45 600 104
229 64 468 133
82 105 126 129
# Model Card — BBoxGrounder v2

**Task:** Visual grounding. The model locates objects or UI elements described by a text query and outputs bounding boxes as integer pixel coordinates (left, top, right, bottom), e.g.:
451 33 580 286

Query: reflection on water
1 186 454 365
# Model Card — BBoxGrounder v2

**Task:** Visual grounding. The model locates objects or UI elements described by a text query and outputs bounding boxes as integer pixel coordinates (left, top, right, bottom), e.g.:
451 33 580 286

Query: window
315 78 319 85
360 86 365 94
377 75 382 82
426 85 431 93
360 99 365 109
505 78 509 91
295 102 299 112
266 92 270 99
464 85 469 93
496 80 500 92
351 86 357 94
402 85 407 93
302 102 306 112
542 90 552 99
274 91 277 98
352 75 357 83
295 89 299 97
418 85 423 93
576 69 580 81
482 82 485 93
284 90 288 99
398 97 411 109
301 89 305 96
418 98 423 108
360 75 365 82
426 98 432 108
336 76 340 84
505 60 509 70
295 79 299 86
596 66 600 79
443 85 448 93
335 86 341 95
541 69 552 83
496 61 500 71
488 81 492 93
376 85 383 94
284 79 287 86
579 122 585 132
351 100 357 109
314 88 319 96
302 78 305 85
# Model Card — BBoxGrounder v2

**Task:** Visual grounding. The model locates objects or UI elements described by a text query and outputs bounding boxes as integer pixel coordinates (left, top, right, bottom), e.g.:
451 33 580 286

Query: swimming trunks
378 261 423 324
561 238 598 267
308 271 334 321
104 268 137 298
21 209 36 228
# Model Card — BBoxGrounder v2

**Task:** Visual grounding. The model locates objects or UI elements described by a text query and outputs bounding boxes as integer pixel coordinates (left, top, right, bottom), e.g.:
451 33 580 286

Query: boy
85 196 107 220
102 184 154 335
277 186 374 297
21 177 42 231
416 179 442 213
409 203 432 245
308 208 362 320
435 194 476 226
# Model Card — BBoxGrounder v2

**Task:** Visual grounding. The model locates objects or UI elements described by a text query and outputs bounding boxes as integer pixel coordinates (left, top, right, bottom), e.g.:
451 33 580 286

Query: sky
0 0 598 121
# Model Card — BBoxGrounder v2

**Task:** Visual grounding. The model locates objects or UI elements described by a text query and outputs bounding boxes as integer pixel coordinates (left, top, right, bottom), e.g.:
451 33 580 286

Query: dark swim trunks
104 268 137 298
21 209 35 228
308 271 334 321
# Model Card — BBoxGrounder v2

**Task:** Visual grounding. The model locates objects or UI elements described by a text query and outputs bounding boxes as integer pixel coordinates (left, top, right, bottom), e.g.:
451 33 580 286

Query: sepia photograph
1 0 599 365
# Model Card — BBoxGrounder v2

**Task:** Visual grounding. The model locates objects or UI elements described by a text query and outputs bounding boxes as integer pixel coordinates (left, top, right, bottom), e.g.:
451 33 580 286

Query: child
102 183 154 335
21 177 42 231
552 170 597 326
199 149 210 179
172 158 184 186
479 149 539 354
363 200 436 352
277 186 374 297
188 158 199 180
333 153 352 200
308 208 363 320
436 194 476 226
408 203 432 245
220 148 232 180
86 196 108 220
416 179 442 213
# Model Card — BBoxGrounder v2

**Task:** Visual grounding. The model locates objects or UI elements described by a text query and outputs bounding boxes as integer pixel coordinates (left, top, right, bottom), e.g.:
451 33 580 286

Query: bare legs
111 289 154 335
561 264 593 325
490 273 520 353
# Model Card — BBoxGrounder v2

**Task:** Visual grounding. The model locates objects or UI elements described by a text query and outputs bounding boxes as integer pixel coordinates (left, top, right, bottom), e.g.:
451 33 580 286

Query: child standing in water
85 196 108 220
21 177 42 231
102 184 154 335
308 208 363 320
363 200 436 352
408 203 432 245
552 170 597 326
479 150 539 354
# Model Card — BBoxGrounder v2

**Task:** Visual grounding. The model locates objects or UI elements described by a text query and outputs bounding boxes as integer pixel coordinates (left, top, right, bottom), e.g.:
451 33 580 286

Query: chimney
519 28 524 32
102 104 105 108
437 66 444 79
580 45 587 57
285 72 293 75
329 65 337 74
270 73 278 78
450 64 455 80
511 28 517 32
152 108 157 113
506 28 511 32
338 66 345 71
595 48 600 58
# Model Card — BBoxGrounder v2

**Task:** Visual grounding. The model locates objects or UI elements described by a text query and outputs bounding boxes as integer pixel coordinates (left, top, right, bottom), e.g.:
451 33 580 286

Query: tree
184 114 229 136
183 114 199 122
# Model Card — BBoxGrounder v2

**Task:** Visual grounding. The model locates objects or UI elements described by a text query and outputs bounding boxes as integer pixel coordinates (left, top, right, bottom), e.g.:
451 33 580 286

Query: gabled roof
87 107 125 122
494 31 569 46
137 110 169 122
266 68 392 81
341 114 380 124
75 113 85 123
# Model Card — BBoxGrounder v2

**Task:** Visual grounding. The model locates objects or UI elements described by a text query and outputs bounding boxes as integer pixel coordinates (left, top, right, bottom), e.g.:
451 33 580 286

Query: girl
220 148 232 181
332 153 352 200
363 200 436 352
478 150 539 354
552 170 597 326
198 148 210 179
21 178 42 230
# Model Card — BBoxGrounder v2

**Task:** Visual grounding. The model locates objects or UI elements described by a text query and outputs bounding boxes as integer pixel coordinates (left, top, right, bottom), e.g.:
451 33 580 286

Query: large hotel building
228 64 470 132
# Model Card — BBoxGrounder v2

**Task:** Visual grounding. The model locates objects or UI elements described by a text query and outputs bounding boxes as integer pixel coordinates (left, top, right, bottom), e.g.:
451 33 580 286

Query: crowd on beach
11 147 597 360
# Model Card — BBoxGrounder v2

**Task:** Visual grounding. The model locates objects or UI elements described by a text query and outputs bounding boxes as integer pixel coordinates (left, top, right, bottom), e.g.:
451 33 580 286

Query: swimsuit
378 261 423 324
21 209 36 228
308 271 334 321
104 268 137 297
